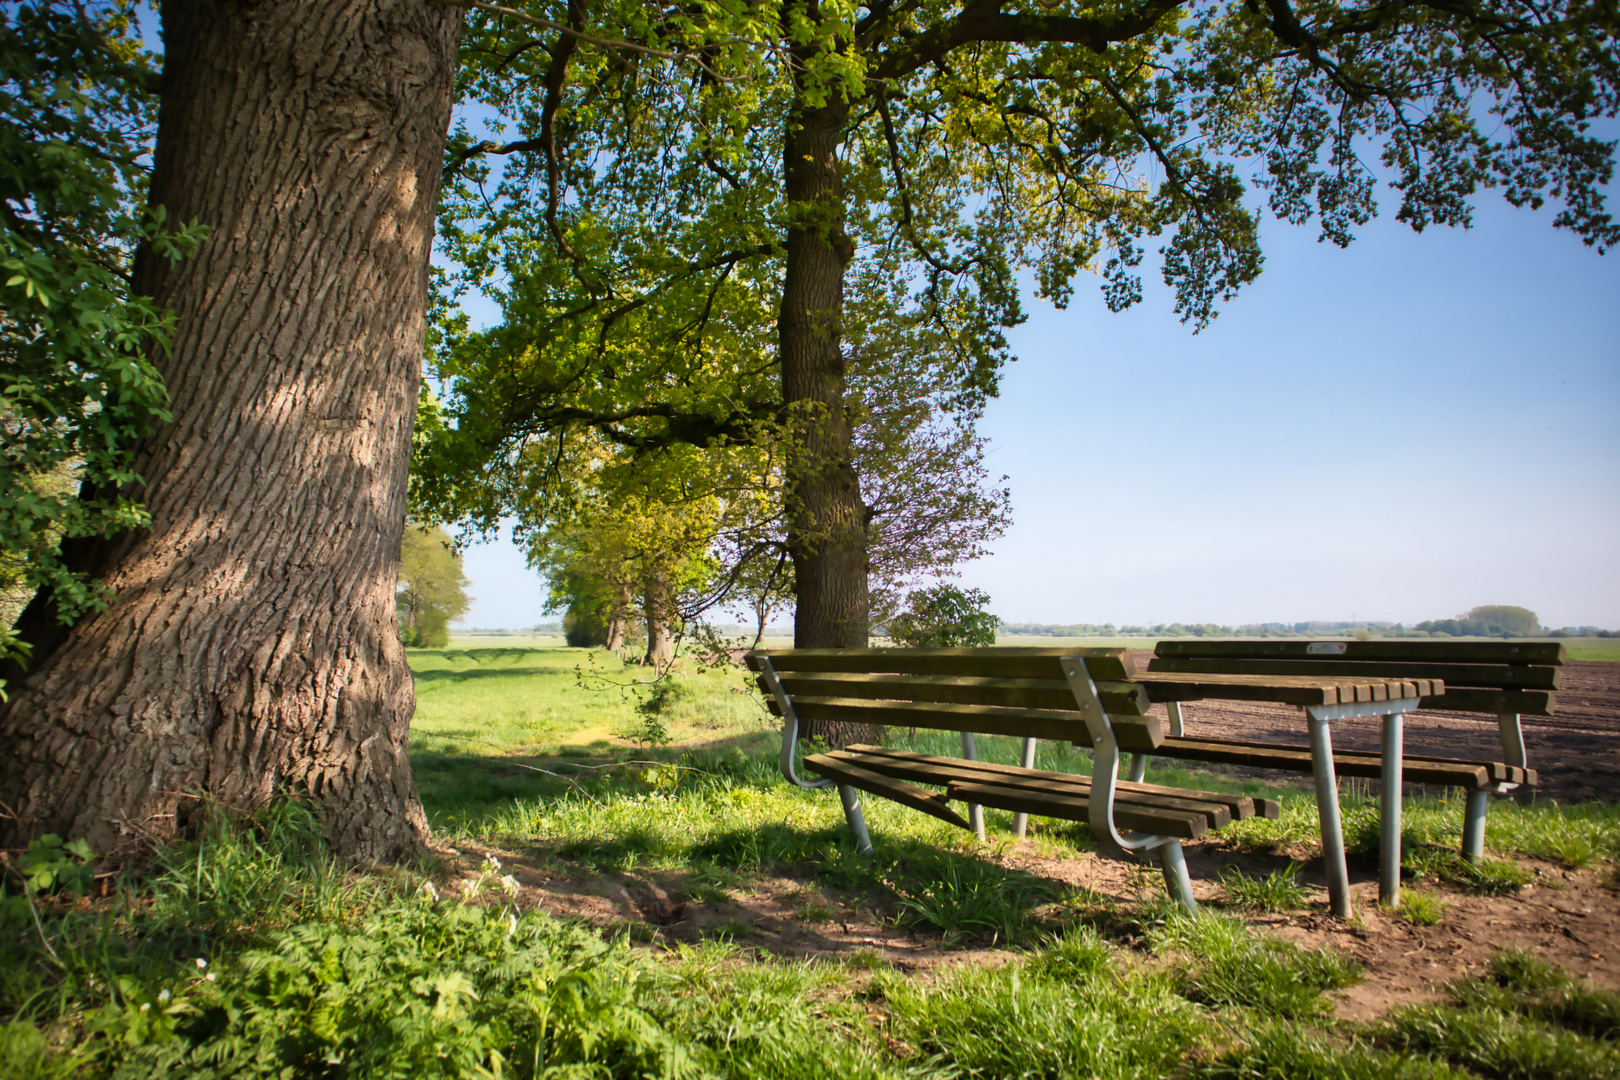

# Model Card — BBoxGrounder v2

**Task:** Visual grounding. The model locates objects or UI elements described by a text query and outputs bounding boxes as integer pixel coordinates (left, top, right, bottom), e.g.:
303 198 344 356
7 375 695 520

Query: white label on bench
1307 642 1348 655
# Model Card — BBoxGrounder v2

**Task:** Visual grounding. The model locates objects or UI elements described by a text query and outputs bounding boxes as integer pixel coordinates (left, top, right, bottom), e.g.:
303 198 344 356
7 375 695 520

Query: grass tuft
1220 862 1310 912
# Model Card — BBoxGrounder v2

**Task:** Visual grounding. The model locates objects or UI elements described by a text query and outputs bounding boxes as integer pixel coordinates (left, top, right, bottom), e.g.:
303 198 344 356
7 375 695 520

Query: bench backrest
746 647 1164 752
1148 639 1565 716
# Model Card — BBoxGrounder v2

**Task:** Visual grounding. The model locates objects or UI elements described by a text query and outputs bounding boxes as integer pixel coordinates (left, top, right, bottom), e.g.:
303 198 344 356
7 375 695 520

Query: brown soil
457 658 1620 1023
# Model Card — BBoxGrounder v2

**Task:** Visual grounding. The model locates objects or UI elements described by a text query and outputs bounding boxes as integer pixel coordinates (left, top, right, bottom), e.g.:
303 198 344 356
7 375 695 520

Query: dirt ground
474 658 1620 1021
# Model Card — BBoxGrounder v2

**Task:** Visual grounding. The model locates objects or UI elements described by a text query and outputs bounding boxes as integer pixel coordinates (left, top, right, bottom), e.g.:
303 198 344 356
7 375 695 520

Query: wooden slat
746 646 1137 682
802 756 972 828
1151 737 1494 788
1147 655 1558 690
827 751 1232 827
772 697 1165 752
757 671 1151 717
1419 688 1555 717
947 780 1209 839
841 745 1280 821
1154 639 1565 665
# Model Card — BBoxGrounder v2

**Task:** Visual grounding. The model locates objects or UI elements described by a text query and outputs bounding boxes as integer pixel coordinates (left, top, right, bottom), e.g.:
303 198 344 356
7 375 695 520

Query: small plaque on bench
1307 642 1348 655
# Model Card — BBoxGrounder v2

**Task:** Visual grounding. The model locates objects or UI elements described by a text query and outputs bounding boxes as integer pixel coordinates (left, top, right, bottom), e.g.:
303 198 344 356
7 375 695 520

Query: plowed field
1128 655 1620 802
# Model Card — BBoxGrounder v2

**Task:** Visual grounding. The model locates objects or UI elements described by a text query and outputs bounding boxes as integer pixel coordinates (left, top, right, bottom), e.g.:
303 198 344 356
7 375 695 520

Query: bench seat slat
1149 736 1506 788
801 756 972 829
758 671 1151 717
823 750 1232 827
839 745 1280 821
1168 734 1536 787
947 780 1210 839
1147 656 1559 690
1417 688 1555 717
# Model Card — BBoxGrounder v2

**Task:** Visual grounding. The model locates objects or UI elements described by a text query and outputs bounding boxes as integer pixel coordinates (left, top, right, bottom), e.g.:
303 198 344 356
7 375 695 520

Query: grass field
5 642 1617 1078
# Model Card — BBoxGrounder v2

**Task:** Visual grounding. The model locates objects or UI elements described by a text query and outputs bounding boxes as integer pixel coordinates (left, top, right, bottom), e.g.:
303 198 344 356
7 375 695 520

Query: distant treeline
1000 619 1616 639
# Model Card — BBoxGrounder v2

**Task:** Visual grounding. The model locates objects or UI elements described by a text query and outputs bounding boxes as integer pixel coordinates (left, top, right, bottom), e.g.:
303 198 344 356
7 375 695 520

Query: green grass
1562 638 1620 662
6 643 1617 1078
1220 863 1310 912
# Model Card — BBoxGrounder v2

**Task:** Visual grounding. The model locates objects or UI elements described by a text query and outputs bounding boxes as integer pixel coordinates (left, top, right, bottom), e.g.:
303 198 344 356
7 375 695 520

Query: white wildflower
508 912 518 935
140 1002 150 1012
484 854 502 870
459 877 479 897
157 989 171 1002
420 880 441 902
498 874 520 895
206 973 216 982
194 958 208 970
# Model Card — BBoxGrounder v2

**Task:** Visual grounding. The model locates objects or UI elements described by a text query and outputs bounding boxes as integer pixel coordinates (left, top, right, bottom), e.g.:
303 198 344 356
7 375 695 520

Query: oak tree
0 0 463 861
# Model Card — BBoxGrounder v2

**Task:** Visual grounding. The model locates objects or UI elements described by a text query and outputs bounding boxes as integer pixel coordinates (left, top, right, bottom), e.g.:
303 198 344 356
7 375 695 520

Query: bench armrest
1060 657 1172 854
756 656 834 790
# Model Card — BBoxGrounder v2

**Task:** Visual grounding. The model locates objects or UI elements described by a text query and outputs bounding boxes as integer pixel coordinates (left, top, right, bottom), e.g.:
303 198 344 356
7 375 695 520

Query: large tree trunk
778 66 879 747
0 0 461 863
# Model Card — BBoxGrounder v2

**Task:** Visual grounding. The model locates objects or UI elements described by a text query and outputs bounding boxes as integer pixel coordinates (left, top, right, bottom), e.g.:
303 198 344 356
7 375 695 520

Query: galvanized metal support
1462 788 1490 863
960 732 986 842
1165 701 1185 737
1380 711 1404 908
1127 753 1147 783
1060 659 1163 856
1498 712 1527 771
838 784 873 856
1012 736 1038 838
1307 709 1352 918
1158 840 1198 913
758 658 833 791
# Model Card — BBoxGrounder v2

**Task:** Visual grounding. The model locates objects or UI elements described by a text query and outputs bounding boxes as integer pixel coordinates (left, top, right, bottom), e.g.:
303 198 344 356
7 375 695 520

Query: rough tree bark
641 566 676 671
0 0 462 862
778 64 881 746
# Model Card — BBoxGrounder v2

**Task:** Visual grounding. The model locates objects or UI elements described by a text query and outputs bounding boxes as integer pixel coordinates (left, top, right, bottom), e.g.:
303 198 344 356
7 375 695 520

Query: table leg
1012 736 1038 838
1308 712 1352 917
960 732 986 842
1381 711 1404 907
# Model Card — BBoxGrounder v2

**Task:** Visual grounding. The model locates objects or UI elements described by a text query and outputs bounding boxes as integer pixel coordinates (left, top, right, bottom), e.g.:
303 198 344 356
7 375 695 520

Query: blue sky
455 189 1620 633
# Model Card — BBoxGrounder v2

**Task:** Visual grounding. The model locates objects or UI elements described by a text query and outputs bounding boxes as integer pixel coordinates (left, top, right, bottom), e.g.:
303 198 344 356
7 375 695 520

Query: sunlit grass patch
1220 862 1310 912
1445 949 1620 1043
1194 1021 1473 1079
1149 911 1362 1019
1390 888 1448 926
1375 1002 1620 1080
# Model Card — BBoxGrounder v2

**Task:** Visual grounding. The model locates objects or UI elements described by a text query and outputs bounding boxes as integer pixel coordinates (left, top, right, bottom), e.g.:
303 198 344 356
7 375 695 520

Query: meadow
4 641 1618 1078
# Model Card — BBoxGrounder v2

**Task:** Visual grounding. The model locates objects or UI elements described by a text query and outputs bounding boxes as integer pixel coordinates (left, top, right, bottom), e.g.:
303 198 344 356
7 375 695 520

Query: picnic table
1137 639 1562 914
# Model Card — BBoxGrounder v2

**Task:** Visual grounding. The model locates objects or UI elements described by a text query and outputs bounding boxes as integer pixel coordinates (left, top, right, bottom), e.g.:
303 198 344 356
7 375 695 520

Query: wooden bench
745 647 1281 911
1139 639 1563 865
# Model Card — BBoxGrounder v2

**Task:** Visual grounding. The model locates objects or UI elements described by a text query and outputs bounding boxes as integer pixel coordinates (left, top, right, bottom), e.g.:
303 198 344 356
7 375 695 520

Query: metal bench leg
1498 712 1527 770
1012 736 1038 838
837 784 873 856
1307 711 1352 918
1157 840 1198 913
1462 788 1489 863
960 732 986 842
1127 753 1147 783
1380 711 1404 908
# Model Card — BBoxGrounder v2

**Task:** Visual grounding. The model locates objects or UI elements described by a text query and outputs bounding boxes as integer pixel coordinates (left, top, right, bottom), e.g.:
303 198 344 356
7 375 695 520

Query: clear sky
455 191 1620 632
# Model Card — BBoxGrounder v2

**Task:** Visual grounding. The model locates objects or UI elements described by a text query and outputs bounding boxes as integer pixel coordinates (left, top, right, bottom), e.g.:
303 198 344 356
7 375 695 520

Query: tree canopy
397 524 472 647
423 0 1618 655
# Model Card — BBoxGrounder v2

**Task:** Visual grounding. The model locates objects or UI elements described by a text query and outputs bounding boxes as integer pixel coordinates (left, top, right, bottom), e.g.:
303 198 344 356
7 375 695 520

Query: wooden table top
1134 670 1441 707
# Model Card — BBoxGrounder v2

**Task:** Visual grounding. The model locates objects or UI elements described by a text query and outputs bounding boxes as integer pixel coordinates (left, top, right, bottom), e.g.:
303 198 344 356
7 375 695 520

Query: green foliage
397 523 470 647
1447 949 1620 1044
1196 1021 1473 1079
1219 863 1309 912
0 3 205 693
1376 1001 1620 1080
1150 913 1362 1019
886 585 999 648
886 854 1059 942
1390 889 1448 926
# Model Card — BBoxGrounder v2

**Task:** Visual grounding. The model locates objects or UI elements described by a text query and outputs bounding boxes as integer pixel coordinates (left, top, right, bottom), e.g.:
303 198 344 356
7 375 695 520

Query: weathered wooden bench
746 646 1282 911
1138 639 1562 866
